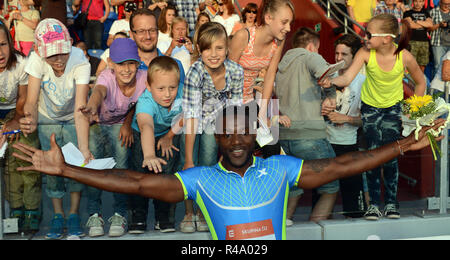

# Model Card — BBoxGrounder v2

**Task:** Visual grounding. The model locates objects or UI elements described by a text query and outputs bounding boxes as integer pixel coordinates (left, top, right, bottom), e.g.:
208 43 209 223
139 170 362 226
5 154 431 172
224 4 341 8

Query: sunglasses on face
248 10 257 14
365 31 396 40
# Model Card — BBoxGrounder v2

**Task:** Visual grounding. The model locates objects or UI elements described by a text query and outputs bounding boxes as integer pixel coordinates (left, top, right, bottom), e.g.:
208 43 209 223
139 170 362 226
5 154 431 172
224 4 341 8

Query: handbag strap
85 0 93 13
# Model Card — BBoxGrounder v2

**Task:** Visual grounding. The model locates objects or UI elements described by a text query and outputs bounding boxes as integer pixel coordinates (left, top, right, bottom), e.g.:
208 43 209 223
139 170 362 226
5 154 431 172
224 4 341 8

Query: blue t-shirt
175 155 303 240
131 89 183 137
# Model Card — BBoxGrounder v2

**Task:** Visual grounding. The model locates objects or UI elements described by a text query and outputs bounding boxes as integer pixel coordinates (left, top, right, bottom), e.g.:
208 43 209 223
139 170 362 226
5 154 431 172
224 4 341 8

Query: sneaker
384 204 400 219
23 210 41 233
364 205 383 221
154 221 174 232
108 213 126 237
128 222 146 234
180 215 195 233
67 213 85 237
86 213 105 237
159 222 176 233
10 208 24 232
195 213 209 232
286 218 294 227
45 214 65 240
128 210 147 234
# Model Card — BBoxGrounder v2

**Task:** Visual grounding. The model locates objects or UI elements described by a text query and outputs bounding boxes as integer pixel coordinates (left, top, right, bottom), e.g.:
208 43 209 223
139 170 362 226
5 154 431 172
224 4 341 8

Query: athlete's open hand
12 133 65 176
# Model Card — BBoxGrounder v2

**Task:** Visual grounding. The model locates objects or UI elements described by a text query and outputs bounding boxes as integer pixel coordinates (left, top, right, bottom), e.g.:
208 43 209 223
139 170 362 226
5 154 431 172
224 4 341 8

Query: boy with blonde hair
129 55 183 233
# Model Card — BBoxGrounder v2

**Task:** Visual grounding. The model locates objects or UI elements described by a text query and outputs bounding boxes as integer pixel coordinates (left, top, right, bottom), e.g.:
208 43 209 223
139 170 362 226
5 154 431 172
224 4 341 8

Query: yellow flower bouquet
400 94 450 160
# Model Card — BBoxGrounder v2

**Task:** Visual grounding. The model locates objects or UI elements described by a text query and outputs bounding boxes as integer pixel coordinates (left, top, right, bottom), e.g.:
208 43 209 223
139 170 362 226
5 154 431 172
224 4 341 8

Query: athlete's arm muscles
298 141 401 189
64 164 186 203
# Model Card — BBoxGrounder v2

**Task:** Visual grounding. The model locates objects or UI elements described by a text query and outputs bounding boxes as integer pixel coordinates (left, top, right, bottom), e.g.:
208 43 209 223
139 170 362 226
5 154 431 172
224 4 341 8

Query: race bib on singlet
226 219 275 240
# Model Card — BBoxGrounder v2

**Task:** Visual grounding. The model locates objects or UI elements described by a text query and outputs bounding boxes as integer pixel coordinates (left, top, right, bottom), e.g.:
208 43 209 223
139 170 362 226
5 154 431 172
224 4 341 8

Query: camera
124 2 137 12
178 38 186 44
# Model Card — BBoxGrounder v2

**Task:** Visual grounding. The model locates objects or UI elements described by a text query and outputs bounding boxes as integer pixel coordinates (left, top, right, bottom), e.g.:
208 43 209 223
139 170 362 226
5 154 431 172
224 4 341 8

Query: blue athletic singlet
175 155 303 240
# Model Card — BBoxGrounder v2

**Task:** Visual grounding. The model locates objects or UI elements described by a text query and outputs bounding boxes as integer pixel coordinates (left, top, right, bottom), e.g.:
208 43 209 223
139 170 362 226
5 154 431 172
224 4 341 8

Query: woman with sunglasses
212 0 240 36
321 14 426 222
231 2 258 36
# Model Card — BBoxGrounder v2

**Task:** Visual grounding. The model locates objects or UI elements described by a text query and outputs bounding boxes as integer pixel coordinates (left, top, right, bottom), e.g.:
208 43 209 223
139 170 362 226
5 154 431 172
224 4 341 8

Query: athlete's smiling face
216 112 257 176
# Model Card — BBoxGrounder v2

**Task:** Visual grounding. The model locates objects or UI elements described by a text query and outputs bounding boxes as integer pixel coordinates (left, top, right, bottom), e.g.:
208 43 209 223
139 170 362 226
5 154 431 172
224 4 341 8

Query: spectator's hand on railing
119 123 134 148
157 134 179 160
278 115 291 128
78 104 99 124
142 155 167 173
3 119 21 142
19 112 37 137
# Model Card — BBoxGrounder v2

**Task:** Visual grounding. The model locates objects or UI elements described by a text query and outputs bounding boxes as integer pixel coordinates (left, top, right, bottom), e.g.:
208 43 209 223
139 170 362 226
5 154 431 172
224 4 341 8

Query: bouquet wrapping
401 94 450 160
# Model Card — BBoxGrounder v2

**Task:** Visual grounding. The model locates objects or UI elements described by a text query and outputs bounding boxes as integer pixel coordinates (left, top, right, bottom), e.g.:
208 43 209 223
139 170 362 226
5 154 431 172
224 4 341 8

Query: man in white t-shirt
322 34 367 219
20 18 91 240
106 1 135 46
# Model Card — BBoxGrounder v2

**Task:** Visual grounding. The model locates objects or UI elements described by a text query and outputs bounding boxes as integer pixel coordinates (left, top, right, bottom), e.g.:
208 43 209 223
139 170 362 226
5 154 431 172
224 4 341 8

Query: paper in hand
256 118 274 147
61 142 116 169
318 60 346 83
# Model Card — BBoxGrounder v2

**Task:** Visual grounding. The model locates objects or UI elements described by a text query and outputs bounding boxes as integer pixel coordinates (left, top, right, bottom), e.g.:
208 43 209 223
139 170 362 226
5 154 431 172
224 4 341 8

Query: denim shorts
280 138 339 196
38 113 84 198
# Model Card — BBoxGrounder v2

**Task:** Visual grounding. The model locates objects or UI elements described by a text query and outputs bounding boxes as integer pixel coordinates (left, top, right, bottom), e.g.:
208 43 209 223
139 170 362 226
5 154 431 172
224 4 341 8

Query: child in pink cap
19 18 91 239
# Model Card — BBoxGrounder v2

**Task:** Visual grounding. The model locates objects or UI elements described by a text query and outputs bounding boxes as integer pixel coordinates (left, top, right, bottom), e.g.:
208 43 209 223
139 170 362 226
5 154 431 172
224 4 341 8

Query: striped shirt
238 26 278 103
172 0 200 33
182 58 243 133
430 7 447 46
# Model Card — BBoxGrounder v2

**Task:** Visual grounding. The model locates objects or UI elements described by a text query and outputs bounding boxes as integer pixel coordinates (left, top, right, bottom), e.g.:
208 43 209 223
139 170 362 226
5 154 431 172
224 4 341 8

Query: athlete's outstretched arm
12 133 185 203
298 119 446 189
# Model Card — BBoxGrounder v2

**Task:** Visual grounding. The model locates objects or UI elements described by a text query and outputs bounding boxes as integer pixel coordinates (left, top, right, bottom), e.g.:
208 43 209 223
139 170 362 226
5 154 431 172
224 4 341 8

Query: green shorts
409 40 430 66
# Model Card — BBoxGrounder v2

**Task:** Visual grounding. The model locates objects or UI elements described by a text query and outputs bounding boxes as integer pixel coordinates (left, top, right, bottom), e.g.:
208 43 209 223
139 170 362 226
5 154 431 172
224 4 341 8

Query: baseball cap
109 38 141 64
34 18 71 58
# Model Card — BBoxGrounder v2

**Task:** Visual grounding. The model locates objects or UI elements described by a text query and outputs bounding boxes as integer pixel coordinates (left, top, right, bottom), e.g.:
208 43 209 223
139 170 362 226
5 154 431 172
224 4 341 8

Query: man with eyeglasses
430 0 450 75
127 8 186 234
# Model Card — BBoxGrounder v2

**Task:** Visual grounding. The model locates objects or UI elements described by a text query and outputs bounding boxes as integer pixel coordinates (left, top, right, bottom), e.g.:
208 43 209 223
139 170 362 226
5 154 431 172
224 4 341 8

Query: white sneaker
180 215 196 233
86 213 105 237
108 213 127 237
286 219 294 227
195 214 209 232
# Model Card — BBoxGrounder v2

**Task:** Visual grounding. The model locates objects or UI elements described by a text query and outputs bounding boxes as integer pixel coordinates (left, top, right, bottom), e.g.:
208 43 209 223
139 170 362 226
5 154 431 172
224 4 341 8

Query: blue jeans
128 129 181 225
86 124 129 217
38 114 84 199
178 132 219 169
280 138 339 196
432 45 450 75
361 102 401 207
